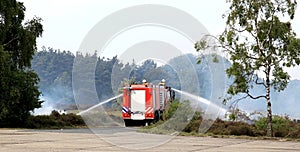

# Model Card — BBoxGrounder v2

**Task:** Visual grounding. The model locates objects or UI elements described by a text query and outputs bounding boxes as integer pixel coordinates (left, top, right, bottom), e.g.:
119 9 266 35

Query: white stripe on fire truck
122 107 128 113
145 107 153 113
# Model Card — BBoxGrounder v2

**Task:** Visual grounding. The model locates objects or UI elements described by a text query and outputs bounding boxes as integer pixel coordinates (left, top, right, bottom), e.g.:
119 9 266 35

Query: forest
31 47 300 120
31 47 213 112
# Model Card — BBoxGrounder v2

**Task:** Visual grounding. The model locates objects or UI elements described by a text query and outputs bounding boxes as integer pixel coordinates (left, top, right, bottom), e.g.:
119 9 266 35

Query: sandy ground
1 129 300 152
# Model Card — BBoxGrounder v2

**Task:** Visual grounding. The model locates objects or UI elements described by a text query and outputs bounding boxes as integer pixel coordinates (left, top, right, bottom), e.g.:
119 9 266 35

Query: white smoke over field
33 97 56 115
33 85 74 115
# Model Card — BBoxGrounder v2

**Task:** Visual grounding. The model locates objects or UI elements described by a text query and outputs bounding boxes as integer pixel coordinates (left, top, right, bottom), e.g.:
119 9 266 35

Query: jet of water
172 88 227 113
172 88 210 105
77 94 123 115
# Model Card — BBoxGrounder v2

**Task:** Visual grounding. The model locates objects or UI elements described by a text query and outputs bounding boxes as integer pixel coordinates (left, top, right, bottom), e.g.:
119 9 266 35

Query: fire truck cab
122 79 175 126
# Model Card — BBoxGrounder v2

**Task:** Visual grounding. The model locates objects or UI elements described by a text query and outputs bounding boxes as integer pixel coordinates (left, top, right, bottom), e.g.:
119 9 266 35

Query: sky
19 0 300 79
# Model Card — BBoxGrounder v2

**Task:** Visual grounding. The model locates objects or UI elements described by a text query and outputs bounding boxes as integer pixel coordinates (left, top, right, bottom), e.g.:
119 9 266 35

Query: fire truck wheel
154 111 160 123
160 110 164 121
124 120 131 127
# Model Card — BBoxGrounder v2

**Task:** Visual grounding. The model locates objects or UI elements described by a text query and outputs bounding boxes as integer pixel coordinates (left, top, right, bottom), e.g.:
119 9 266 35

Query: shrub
255 115 291 137
183 112 202 133
286 123 300 138
208 119 255 136
25 110 85 129
226 122 254 136
163 99 180 120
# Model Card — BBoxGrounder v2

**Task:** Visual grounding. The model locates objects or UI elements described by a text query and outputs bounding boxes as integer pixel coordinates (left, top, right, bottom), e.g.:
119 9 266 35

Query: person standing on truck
142 79 148 86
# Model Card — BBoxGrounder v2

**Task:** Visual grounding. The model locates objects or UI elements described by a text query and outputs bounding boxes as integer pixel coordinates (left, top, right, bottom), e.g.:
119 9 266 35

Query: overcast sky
19 0 300 79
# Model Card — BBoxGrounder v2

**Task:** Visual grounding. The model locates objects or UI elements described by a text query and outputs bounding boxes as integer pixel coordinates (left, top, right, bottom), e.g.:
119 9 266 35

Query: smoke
33 96 56 115
33 85 74 115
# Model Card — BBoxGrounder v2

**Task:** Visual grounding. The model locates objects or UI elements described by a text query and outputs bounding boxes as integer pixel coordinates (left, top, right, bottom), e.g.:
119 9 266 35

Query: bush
144 100 300 138
184 115 300 138
287 124 300 138
163 99 180 120
226 122 254 136
183 112 202 133
60 113 85 126
255 115 291 137
25 110 85 129
208 119 255 136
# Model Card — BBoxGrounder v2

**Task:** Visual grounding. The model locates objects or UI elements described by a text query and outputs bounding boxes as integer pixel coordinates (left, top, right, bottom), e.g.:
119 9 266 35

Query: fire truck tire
124 120 146 127
154 111 160 123
124 119 132 127
159 110 164 121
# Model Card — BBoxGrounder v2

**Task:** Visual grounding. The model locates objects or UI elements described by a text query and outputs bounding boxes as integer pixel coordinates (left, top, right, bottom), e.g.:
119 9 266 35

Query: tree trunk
266 67 273 137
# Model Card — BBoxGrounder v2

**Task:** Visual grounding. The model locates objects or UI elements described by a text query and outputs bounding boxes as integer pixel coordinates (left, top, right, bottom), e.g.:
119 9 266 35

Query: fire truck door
131 90 146 120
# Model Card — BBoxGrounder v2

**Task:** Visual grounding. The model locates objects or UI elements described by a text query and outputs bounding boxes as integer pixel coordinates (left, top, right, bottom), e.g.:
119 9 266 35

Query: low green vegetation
142 100 300 139
207 116 300 138
24 110 85 129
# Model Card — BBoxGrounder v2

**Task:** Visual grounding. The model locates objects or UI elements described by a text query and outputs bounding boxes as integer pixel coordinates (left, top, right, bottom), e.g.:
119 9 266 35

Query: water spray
171 88 227 114
77 94 123 115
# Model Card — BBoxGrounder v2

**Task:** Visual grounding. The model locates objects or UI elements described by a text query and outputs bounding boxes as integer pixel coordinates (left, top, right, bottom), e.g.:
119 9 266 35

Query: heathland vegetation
143 99 300 139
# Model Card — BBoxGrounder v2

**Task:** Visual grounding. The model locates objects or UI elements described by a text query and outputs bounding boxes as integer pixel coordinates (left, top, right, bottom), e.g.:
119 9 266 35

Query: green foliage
194 40 208 52
183 117 257 137
287 123 300 138
25 110 85 129
160 113 300 138
220 0 300 98
227 108 251 122
142 101 300 138
255 115 292 137
163 99 195 123
32 47 74 91
132 60 157 81
196 0 300 137
162 99 180 120
205 119 256 136
228 113 236 121
182 111 202 133
0 0 43 127
31 48 75 109
144 99 197 133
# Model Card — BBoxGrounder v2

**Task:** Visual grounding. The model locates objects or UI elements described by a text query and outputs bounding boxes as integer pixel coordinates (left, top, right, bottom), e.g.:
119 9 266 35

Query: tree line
31 48 213 110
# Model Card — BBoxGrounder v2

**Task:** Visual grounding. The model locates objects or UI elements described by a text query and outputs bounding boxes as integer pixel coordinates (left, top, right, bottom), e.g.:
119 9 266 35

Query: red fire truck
122 79 175 126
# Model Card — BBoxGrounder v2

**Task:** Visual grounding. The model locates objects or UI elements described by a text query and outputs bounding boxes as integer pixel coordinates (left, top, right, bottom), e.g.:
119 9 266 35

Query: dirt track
1 129 300 152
